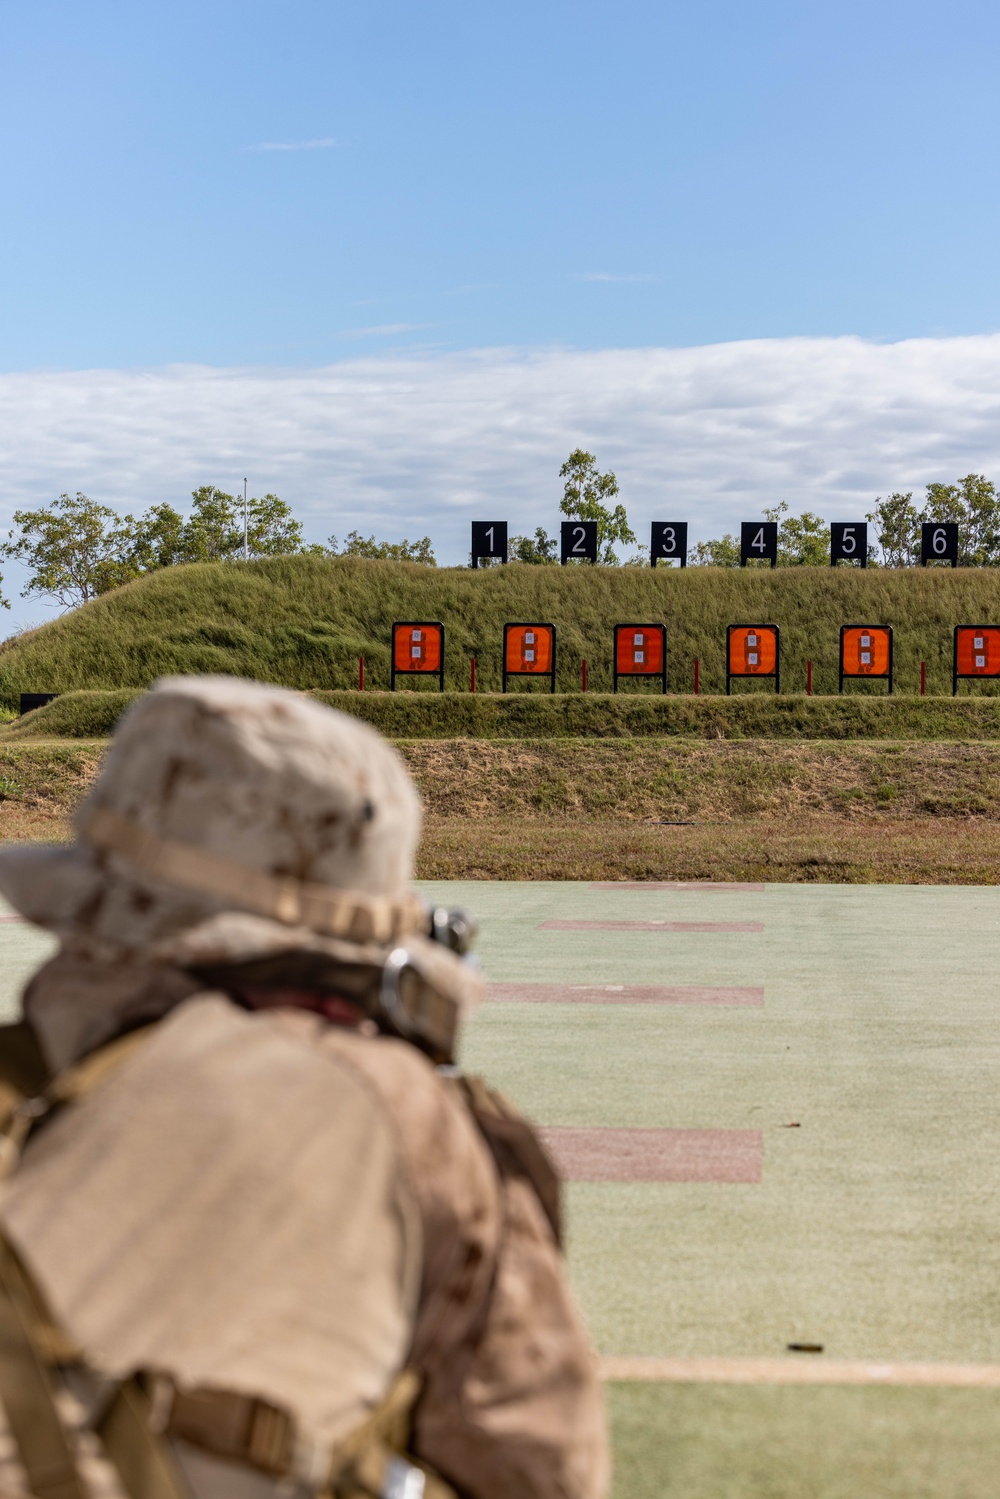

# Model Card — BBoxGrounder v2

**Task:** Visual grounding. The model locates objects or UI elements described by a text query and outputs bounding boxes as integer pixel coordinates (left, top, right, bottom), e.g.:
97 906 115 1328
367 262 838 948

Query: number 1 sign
391 622 445 691
471 521 507 567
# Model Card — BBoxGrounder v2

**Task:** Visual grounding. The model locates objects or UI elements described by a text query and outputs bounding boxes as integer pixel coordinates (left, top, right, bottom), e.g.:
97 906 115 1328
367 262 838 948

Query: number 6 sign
560 520 598 565
920 522 958 567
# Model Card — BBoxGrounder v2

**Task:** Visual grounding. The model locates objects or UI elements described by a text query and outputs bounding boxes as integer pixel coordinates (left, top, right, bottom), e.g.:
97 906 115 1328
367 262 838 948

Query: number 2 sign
560 520 598 565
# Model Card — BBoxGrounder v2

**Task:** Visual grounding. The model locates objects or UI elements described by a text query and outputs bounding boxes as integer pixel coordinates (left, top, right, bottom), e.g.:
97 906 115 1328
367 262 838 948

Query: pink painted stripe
542 1126 762 1183
590 882 766 894
487 983 764 1007
539 919 763 933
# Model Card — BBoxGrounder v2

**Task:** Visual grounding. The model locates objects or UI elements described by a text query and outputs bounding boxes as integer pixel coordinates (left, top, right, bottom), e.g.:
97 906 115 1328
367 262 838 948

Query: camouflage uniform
0 678 608 1499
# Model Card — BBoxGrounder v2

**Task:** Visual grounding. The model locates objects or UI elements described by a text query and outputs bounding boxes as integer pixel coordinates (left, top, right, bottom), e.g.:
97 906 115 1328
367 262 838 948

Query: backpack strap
446 1074 562 1246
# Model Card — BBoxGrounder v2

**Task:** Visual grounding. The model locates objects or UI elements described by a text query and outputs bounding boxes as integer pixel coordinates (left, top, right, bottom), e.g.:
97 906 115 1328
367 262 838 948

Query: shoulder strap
448 1074 562 1246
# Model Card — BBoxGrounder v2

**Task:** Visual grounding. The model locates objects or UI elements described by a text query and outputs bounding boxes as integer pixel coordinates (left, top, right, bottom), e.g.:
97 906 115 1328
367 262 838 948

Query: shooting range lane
423 880 1000 1370
487 983 764 1006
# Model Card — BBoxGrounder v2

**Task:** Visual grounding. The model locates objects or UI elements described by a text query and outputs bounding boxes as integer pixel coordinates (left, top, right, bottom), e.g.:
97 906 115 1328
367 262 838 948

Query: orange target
727 625 779 693
839 625 893 693
954 625 1000 694
614 624 667 692
391 622 444 690
503 623 556 691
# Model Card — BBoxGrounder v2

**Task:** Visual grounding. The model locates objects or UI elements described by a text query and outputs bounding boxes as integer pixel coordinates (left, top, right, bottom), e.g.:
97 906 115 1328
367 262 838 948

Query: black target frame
613 623 668 694
953 624 1000 695
390 620 446 692
502 622 557 693
726 623 780 695
839 624 893 695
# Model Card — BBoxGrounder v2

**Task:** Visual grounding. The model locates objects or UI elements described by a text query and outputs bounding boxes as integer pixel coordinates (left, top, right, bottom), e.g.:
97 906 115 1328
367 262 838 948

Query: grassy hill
3 553 1000 707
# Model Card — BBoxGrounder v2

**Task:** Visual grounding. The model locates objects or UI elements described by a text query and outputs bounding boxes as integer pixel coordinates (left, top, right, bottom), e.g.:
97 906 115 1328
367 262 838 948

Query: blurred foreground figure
0 678 608 1499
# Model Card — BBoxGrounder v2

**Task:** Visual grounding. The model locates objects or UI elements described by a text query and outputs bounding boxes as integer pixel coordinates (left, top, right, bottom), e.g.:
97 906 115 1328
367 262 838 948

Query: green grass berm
3 553 1000 709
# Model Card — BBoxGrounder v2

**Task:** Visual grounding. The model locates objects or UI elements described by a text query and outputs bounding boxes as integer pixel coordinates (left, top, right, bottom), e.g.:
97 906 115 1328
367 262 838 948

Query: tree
508 528 558 564
0 492 141 609
558 449 635 563
688 503 831 566
688 533 741 566
763 501 831 566
328 531 436 564
922 474 1000 565
867 492 920 566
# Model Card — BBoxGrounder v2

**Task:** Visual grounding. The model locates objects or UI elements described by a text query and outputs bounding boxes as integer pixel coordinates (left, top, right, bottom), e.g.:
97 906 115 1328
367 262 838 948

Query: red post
920 661 926 697
581 658 588 693
807 660 812 696
694 658 700 695
470 656 477 693
358 655 365 691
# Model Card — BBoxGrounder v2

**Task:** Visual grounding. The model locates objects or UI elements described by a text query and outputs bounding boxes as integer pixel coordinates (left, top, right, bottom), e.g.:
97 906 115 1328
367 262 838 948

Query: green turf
12 685 1000 741
607 1383 1000 1498
5 880 1000 1497
5 552 1000 707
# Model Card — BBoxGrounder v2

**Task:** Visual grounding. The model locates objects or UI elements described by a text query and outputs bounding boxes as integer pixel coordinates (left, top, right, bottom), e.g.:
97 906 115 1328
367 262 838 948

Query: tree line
1 460 997 613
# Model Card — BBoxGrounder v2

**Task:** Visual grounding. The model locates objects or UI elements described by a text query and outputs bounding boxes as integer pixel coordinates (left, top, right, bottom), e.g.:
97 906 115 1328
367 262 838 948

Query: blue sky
3 0 1000 368
2 1 1000 626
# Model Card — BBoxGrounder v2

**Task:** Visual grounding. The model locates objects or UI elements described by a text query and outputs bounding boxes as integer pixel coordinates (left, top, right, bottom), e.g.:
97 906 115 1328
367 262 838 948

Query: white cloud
2 334 1000 618
251 137 337 152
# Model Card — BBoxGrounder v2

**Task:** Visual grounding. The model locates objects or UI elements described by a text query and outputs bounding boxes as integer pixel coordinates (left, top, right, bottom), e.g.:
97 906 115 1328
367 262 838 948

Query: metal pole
581 659 587 693
243 478 248 562
359 656 365 692
921 661 926 697
694 658 700 695
807 660 812 696
470 657 477 693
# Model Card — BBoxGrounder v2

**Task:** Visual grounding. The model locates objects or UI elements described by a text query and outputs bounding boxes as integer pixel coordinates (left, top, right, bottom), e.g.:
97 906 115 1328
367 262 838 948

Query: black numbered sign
561 519 598 565
650 522 688 568
921 522 958 567
831 522 868 567
471 521 507 567
740 522 778 568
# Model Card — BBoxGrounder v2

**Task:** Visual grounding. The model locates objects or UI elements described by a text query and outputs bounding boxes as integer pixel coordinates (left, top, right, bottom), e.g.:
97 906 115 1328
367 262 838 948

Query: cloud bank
2 336 999 578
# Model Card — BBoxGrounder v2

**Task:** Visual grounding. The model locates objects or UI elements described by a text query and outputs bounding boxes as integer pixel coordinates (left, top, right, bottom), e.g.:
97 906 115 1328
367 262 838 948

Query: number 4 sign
740 522 778 568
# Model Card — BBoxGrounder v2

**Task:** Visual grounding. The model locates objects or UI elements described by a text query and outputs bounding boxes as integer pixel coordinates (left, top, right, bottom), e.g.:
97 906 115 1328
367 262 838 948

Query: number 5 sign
740 522 777 568
830 522 868 567
561 520 598 565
